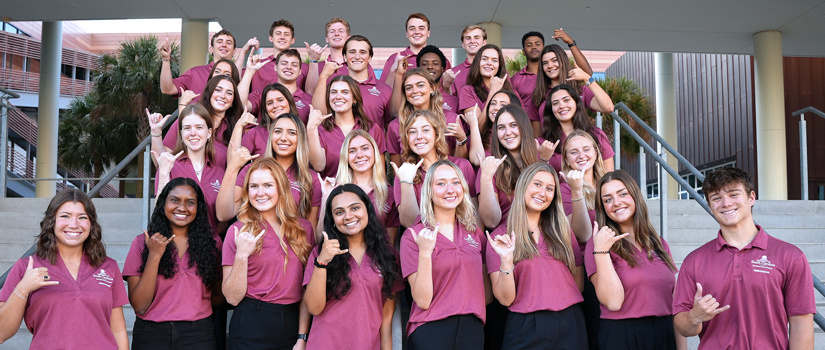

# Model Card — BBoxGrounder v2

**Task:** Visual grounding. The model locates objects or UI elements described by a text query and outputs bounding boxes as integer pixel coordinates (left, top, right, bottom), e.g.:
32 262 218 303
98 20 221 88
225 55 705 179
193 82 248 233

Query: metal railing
610 102 825 331
791 107 825 200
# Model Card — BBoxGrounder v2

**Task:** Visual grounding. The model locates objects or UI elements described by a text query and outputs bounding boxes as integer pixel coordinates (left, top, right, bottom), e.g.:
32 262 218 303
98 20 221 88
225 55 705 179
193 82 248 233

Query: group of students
0 12 815 350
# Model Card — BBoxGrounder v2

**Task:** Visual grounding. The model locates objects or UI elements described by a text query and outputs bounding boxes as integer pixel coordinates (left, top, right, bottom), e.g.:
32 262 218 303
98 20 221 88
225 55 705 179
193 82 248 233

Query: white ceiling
5 0 825 56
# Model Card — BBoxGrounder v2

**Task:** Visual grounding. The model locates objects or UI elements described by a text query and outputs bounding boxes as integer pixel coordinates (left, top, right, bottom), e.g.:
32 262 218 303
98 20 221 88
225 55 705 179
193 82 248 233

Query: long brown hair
397 68 446 126
174 104 216 164
201 75 242 145
264 113 313 218
466 44 512 103
400 109 450 184
323 75 372 132
595 170 677 271
37 189 107 267
237 158 312 268
490 104 538 196
531 44 578 108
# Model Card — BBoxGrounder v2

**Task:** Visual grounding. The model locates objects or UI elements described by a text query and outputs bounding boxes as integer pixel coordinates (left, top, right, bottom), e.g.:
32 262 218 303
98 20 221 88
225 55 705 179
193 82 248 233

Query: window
677 162 735 199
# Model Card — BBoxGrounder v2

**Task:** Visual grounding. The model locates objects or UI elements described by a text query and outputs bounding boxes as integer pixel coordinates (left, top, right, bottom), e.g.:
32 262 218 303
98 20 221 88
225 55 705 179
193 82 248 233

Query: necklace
193 162 205 178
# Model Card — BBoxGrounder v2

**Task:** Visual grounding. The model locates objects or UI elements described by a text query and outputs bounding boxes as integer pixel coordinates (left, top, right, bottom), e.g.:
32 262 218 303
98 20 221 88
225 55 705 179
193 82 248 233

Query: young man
240 49 313 122
159 30 238 99
312 35 392 127
672 167 815 349
248 19 309 95
305 18 375 97
510 31 544 112
379 13 450 88
449 24 487 96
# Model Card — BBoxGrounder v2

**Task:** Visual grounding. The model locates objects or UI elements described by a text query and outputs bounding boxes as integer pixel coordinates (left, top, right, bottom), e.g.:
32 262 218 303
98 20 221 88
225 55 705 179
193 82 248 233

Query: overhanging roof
5 0 825 56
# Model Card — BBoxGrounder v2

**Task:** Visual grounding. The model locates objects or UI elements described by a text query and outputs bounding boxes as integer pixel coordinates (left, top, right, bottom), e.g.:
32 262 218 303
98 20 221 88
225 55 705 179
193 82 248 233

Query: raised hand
246 54 267 72
393 53 412 77
227 141 259 172
560 169 586 194
146 108 171 134
307 104 333 130
479 155 507 184
304 42 328 62
442 69 460 89
391 159 424 184
243 37 260 53
234 227 265 260
535 139 559 162
490 73 508 93
236 106 258 130
552 28 575 45
151 150 184 174
144 230 174 259
320 61 341 79
566 68 591 83
592 221 629 252
486 230 516 262
410 224 439 255
445 117 466 142
16 256 59 296
159 38 172 61
178 87 200 106
319 174 338 201
318 231 349 264
689 283 730 324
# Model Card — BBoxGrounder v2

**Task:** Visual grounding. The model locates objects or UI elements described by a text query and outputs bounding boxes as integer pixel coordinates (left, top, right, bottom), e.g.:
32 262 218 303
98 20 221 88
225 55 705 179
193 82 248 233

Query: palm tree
588 76 655 160
505 51 526 77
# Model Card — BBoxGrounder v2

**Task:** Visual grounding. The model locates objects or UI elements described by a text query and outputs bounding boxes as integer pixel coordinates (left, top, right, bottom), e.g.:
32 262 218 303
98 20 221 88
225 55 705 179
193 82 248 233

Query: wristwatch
586 76 596 86
297 333 309 341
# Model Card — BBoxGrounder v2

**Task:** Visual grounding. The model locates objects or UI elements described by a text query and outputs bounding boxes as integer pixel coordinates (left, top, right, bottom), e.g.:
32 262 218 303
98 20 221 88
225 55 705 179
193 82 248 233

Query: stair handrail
791 106 824 200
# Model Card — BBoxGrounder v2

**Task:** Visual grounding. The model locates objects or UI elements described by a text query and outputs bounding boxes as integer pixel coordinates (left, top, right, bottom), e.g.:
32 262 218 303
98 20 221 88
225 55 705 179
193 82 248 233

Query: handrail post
142 144 151 231
613 116 621 170
0 97 9 199
800 115 808 200
660 152 668 240
640 146 646 199
596 112 602 129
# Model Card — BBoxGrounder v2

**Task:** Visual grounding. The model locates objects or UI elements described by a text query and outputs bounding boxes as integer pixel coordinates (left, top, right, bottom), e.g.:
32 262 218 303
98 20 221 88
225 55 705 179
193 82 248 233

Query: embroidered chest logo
94 269 114 287
464 234 479 249
295 100 306 109
210 180 221 193
442 102 452 111
382 203 391 214
368 86 381 96
751 255 775 274
290 180 301 192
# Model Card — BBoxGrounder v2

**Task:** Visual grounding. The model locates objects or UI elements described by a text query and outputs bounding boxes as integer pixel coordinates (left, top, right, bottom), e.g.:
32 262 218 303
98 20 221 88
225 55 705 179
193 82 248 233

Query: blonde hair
419 160 477 232
507 163 576 272
397 68 446 127
264 113 314 218
561 130 607 211
238 158 311 270
400 109 450 184
335 130 389 213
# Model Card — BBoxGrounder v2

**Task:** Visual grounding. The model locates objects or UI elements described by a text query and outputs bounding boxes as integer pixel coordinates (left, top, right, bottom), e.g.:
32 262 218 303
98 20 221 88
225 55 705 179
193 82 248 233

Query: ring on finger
43 275 49 280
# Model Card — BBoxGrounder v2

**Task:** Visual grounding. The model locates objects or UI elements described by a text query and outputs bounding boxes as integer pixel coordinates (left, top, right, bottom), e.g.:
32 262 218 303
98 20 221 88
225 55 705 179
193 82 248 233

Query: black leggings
408 314 484 350
227 298 299 350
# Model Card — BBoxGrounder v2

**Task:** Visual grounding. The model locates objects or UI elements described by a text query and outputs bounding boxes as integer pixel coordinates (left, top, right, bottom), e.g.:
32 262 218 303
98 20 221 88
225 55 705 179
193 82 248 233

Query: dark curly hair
140 178 220 287
36 189 106 267
321 184 401 300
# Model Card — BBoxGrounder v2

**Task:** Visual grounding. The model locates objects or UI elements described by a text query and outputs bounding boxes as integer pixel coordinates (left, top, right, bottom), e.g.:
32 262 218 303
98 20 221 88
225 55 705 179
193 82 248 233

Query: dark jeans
227 297 299 350
132 317 217 350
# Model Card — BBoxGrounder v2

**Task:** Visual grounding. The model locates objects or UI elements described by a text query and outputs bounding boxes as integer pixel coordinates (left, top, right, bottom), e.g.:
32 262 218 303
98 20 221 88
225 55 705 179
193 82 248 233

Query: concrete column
452 50 466 68
655 52 679 199
180 19 209 73
753 30 787 200
478 22 502 48
35 21 62 198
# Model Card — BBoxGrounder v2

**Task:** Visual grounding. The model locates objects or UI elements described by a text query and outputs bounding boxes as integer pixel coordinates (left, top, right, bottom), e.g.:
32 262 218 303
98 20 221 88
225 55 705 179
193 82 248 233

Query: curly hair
36 189 106 267
140 178 220 287
321 184 401 300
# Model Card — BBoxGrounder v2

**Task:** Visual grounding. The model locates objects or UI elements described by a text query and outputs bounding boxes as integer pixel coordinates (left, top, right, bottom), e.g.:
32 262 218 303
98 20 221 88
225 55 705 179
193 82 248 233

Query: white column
655 52 679 199
35 21 62 198
180 19 209 72
478 22 502 48
753 30 787 200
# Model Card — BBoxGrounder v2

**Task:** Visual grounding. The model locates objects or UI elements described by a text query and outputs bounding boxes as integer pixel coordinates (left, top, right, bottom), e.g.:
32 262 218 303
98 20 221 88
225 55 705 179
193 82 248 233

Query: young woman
543 84 615 173
400 160 488 350
222 158 315 350
154 104 226 235
124 178 221 349
388 68 470 165
151 74 243 169
332 130 399 243
308 75 386 179
392 109 476 228
303 185 403 350
236 83 299 157
458 44 512 124
216 113 321 229
487 162 587 349
473 90 523 161
209 58 240 84
586 170 683 350
0 189 128 349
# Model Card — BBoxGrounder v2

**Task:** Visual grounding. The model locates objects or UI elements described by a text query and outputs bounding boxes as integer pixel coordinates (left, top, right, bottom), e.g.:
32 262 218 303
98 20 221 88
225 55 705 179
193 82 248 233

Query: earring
430 92 434 96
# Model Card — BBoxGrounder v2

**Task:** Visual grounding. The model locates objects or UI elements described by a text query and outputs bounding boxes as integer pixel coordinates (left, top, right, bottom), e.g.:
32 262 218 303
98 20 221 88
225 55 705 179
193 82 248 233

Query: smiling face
707 182 755 229
550 89 576 123
164 185 198 230
248 169 280 214
431 164 464 211
54 201 91 250
462 28 486 56
331 191 368 236
404 74 433 109
347 135 375 174
345 40 372 73
269 26 295 52
523 36 544 61
406 18 430 47
418 52 443 81
496 112 521 151
212 61 234 79
265 90 290 119
407 116 436 156
276 55 301 83
270 117 298 157
479 48 500 79
564 135 597 172
180 114 211 152
326 22 350 50
488 92 511 123
210 79 235 113
542 51 560 80
328 81 354 114
601 179 636 226
211 34 235 61
524 171 556 213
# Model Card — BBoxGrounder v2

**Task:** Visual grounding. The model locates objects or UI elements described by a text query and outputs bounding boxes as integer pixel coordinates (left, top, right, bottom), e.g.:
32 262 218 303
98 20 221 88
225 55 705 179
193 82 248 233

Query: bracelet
568 41 577 48
592 250 610 255
571 197 584 202
399 180 414 185
178 103 187 106
309 59 320 63
162 58 170 62
151 133 162 138
539 156 550 162
499 265 514 275
297 333 308 341
13 288 27 299
456 137 468 146
314 257 328 269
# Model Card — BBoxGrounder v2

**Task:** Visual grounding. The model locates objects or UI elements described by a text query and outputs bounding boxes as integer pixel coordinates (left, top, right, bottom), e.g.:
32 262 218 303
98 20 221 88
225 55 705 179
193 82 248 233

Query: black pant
502 305 588 350
581 278 601 349
408 314 484 350
597 315 676 350
132 317 217 350
227 297 299 350
484 300 509 350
